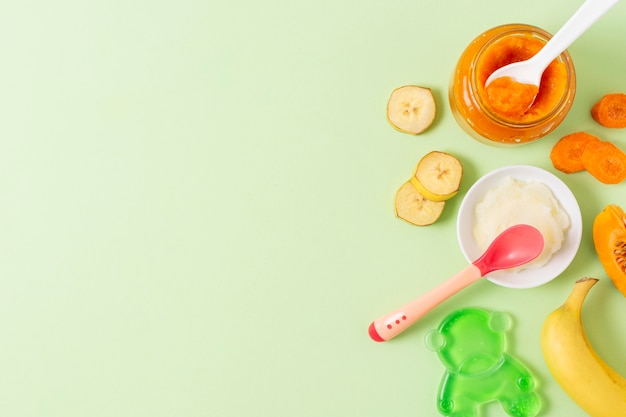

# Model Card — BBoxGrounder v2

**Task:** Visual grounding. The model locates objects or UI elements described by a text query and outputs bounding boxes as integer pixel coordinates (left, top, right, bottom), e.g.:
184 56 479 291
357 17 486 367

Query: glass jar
449 24 576 146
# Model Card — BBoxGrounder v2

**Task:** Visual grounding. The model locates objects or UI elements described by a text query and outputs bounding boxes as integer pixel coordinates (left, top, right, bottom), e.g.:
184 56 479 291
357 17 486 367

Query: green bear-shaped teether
425 308 541 417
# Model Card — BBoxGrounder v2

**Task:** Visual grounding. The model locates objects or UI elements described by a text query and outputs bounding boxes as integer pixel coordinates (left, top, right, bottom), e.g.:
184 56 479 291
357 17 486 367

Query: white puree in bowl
473 176 570 272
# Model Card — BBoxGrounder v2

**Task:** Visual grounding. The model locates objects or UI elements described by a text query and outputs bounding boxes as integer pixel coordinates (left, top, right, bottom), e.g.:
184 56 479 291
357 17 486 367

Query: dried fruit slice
593 205 626 296
550 132 600 174
410 151 463 201
386 85 436 135
591 93 626 128
581 140 626 184
394 181 445 226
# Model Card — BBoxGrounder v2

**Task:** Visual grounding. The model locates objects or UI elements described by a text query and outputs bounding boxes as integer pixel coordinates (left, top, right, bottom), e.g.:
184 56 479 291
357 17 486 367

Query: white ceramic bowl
456 165 582 289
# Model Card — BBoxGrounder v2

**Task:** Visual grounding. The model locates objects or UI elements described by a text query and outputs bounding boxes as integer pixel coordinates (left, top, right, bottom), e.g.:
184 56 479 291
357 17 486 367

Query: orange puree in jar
449 24 576 145
485 77 538 118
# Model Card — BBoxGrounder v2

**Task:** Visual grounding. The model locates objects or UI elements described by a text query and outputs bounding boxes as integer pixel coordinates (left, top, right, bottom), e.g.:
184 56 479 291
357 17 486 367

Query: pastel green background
1 0 626 416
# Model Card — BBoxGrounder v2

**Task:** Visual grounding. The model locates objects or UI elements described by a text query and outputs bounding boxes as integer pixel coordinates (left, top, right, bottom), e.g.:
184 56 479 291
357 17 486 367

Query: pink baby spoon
369 224 544 342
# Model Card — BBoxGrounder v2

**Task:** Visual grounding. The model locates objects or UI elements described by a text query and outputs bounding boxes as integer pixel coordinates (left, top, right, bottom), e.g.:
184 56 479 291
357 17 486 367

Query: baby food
485 76 539 118
449 24 576 145
477 34 567 123
473 177 570 271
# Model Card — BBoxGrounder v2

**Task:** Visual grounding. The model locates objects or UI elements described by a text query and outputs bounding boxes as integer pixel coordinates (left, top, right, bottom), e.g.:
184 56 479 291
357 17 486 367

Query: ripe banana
541 277 626 416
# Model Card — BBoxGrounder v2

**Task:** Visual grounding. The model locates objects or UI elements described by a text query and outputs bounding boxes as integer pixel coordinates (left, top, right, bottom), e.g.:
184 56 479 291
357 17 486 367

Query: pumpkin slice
593 204 626 296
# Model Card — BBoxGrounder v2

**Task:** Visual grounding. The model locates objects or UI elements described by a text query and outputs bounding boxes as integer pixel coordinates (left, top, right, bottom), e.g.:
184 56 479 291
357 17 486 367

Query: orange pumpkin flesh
593 204 626 296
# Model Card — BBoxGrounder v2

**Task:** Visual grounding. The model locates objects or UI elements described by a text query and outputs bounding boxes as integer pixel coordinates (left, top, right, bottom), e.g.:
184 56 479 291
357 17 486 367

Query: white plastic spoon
486 0 619 94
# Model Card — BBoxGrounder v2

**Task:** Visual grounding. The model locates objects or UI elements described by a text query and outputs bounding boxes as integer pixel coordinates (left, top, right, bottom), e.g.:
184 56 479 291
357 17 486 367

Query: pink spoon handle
369 264 482 342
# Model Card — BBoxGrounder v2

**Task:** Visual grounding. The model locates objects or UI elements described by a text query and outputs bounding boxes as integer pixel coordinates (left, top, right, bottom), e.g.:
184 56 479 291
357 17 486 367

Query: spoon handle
368 264 482 342
534 0 619 69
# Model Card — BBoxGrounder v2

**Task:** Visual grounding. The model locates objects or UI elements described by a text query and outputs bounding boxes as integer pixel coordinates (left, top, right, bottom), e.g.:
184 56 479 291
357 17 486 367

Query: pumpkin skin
593 205 626 296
